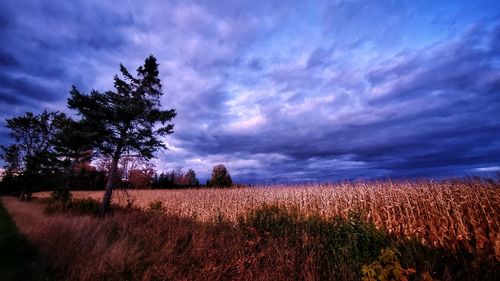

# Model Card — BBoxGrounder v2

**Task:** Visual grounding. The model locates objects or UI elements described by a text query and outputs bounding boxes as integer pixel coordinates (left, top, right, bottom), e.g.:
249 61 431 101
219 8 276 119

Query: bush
51 186 72 205
361 248 416 281
147 200 164 212
71 198 102 215
45 197 101 216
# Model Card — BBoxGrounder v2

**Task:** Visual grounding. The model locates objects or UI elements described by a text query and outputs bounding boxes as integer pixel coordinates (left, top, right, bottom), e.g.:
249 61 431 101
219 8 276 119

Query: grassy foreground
4 194 500 281
0 199 52 281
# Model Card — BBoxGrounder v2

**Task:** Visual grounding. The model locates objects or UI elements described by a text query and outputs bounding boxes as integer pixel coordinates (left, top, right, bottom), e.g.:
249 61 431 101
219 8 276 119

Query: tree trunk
101 153 120 214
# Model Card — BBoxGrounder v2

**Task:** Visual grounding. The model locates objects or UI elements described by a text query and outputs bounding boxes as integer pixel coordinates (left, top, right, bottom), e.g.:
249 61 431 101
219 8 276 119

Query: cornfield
37 178 500 260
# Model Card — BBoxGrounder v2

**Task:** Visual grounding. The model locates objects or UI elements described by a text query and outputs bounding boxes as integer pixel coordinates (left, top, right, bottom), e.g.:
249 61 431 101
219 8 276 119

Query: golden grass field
35 179 500 260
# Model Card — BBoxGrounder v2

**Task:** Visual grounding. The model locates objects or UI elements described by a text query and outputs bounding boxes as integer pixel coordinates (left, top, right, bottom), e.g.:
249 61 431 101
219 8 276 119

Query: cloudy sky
1 0 500 183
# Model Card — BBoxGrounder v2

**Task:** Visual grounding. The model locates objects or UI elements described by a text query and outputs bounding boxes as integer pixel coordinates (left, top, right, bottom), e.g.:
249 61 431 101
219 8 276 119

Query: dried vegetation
37 178 500 260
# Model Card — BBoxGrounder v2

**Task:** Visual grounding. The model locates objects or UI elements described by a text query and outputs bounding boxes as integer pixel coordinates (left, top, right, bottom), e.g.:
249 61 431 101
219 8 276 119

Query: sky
0 0 500 183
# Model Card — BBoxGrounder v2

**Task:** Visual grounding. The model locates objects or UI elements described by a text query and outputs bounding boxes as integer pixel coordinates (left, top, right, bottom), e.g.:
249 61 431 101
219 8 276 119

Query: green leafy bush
361 247 416 281
239 205 390 280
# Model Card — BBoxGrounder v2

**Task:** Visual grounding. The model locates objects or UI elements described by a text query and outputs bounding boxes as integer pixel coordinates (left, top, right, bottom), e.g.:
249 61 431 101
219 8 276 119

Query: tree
67 55 176 213
128 168 155 188
127 159 156 189
119 154 156 187
0 144 22 177
51 119 95 204
184 169 199 187
208 164 232 188
151 172 175 189
70 160 106 190
0 110 72 199
0 144 21 194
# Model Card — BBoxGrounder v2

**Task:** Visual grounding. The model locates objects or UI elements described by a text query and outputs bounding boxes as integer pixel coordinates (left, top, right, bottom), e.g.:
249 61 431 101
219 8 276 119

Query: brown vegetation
4 193 499 281
36 178 500 260
2 197 347 280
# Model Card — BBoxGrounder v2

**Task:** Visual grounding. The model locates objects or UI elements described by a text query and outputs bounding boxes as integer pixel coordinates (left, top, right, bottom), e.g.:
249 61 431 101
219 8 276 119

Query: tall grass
0 200 53 280
3 194 499 281
36 178 500 260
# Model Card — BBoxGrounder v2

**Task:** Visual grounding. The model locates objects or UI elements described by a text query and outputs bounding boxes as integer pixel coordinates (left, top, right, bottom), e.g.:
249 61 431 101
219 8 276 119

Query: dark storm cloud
0 72 62 103
1 0 499 182
0 51 19 67
169 23 500 182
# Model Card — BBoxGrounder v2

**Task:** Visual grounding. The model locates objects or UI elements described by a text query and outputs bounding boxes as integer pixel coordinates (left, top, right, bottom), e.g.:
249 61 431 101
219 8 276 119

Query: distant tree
67 55 176 213
150 169 200 189
0 144 22 177
151 172 175 189
70 161 106 190
172 168 187 186
184 169 199 187
207 164 232 188
128 165 156 188
0 144 21 194
119 155 155 188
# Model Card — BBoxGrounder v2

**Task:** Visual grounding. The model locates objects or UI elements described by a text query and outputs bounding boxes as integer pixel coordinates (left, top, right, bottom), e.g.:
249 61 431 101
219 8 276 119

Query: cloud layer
1 0 499 182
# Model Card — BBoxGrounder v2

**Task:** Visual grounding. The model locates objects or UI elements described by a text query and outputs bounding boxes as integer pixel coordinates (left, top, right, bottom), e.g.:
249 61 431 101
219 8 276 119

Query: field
5 178 499 280
37 179 500 260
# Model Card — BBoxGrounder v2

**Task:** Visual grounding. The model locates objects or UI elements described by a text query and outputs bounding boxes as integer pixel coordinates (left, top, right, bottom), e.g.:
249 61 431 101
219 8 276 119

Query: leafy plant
362 247 416 281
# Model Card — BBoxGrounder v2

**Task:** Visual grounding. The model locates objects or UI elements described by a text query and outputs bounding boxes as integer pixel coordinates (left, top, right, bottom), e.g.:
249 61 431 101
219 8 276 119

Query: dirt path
1 196 50 235
0 196 53 281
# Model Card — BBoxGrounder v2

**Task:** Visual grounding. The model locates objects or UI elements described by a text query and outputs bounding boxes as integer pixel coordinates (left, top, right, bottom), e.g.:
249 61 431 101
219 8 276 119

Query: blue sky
1 0 500 183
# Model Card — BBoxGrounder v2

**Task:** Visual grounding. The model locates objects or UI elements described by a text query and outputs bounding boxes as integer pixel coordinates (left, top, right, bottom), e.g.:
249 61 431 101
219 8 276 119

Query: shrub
51 186 72 205
148 200 164 212
361 248 416 281
71 198 101 215
45 197 101 216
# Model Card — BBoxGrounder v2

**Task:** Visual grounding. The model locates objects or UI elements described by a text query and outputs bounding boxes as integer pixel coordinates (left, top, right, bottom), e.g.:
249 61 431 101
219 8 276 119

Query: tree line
0 55 233 213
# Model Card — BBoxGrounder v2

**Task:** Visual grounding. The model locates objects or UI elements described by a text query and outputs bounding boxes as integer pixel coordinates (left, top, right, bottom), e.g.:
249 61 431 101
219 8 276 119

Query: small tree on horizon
67 55 176 213
208 164 232 188
184 168 199 187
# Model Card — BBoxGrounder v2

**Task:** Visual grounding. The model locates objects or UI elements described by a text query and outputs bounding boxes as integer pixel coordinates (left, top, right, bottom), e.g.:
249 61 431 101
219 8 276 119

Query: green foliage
238 205 498 280
239 205 390 280
361 248 416 281
207 164 232 187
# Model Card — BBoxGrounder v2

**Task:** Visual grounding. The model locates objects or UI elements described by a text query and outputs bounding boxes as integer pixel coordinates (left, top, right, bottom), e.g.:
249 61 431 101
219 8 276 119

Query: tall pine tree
68 55 176 213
